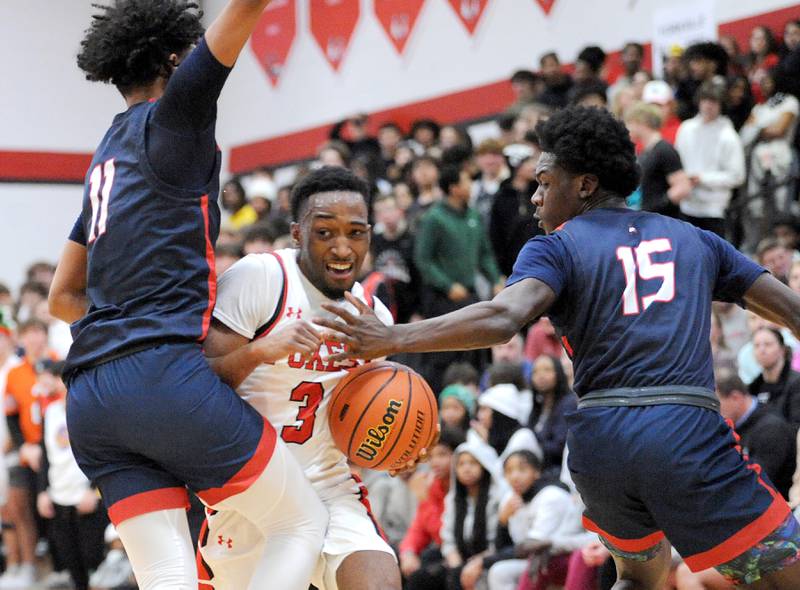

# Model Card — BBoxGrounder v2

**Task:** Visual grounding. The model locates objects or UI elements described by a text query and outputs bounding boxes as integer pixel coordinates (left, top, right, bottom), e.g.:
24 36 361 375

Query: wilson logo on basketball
355 399 403 462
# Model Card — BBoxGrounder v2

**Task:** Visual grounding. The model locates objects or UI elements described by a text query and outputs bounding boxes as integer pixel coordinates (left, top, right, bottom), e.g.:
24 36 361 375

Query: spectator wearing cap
528 355 577 471
489 155 541 277
675 81 745 238
676 42 729 120
716 368 796 499
642 79 681 144
740 68 800 253
439 384 475 432
35 360 107 590
470 384 542 468
246 173 277 224
624 102 691 218
662 44 687 92
567 46 608 105
535 52 572 109
608 42 647 106
472 139 510 228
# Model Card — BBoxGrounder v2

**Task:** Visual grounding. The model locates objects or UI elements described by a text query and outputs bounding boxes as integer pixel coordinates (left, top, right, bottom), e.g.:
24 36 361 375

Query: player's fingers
312 317 354 336
298 320 323 340
327 351 357 363
344 291 373 314
320 302 359 324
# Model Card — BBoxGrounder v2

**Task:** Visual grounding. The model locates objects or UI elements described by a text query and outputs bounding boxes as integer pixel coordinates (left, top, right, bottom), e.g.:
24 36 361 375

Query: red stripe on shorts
196 420 277 506
582 515 665 553
107 487 190 526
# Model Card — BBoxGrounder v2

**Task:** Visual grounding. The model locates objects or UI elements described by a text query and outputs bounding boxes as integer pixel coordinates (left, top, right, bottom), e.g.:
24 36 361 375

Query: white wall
1 0 797 290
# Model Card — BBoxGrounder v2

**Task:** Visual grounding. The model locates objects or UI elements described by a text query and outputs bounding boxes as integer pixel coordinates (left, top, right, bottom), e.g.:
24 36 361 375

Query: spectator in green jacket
414 164 504 390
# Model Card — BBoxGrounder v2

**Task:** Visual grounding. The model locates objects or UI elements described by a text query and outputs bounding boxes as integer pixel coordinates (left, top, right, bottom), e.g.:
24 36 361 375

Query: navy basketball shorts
66 343 275 526
567 404 800 585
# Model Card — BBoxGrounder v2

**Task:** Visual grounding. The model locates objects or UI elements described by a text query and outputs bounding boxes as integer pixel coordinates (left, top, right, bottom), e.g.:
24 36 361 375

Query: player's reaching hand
388 422 440 478
315 292 396 360
254 320 323 364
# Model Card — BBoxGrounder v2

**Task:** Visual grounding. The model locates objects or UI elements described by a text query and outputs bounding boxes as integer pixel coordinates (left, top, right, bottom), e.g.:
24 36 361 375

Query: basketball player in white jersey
200 167 403 590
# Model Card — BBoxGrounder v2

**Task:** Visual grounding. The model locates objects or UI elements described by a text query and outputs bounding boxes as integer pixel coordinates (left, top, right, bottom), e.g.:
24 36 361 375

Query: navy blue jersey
65 38 231 376
508 208 764 397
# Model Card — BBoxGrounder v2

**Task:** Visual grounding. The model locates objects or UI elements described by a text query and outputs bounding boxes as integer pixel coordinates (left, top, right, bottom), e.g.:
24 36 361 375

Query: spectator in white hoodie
675 81 746 238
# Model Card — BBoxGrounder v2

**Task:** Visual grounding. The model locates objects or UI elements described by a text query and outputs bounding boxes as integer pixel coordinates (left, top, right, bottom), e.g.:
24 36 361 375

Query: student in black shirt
624 102 691 217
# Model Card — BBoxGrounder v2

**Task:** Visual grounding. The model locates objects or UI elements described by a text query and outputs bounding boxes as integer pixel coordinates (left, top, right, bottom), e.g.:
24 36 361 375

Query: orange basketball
328 360 439 471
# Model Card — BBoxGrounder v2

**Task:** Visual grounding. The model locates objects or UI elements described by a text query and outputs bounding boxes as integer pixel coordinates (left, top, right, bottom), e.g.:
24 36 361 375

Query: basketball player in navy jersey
48 2 326 589
317 106 800 589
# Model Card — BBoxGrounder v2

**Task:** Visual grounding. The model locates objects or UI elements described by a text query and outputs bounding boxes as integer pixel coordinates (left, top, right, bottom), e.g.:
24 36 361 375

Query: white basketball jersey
212 249 394 500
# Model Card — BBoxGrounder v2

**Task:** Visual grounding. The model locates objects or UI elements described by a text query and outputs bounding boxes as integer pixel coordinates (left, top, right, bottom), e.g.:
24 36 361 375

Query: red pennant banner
446 0 489 35
535 0 555 15
309 0 361 71
249 0 296 86
374 0 426 54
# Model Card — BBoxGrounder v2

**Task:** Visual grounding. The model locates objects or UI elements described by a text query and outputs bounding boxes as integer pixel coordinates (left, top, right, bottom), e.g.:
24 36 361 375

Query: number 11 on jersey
88 159 116 243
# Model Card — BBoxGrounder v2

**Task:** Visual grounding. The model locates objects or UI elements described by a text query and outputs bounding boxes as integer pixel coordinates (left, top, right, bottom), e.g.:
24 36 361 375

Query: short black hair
77 0 204 93
535 105 640 197
242 223 277 245
437 426 467 452
443 362 480 387
570 82 609 106
487 363 527 391
37 360 66 378
290 166 370 222
684 42 729 76
441 145 474 168
378 122 402 134
623 42 645 58
577 46 607 73
539 51 559 66
410 118 441 139
19 281 48 298
438 164 464 195
511 69 538 85
715 367 748 399
0 283 9 297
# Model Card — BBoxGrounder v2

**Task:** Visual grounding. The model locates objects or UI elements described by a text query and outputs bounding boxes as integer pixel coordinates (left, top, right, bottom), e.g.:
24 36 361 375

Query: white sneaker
89 550 133 588
40 570 73 589
0 563 35 589
0 566 19 588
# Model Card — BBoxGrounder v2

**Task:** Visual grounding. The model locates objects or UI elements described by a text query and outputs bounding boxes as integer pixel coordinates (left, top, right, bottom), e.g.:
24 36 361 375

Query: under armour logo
217 535 233 549
286 307 303 319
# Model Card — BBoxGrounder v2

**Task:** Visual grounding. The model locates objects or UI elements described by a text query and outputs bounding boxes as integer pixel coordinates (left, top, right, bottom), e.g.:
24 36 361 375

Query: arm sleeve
212 255 282 339
68 215 86 246
414 216 454 293
506 234 571 298
699 230 766 303
151 36 231 134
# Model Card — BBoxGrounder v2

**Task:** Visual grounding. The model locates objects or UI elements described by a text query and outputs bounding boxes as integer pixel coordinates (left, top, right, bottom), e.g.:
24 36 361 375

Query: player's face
532 153 582 234
429 445 455 480
440 397 467 429
455 453 483 488
294 191 370 300
504 455 540 496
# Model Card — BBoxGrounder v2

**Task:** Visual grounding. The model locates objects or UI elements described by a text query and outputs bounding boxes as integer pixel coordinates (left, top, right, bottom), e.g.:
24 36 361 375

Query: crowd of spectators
4 16 800 590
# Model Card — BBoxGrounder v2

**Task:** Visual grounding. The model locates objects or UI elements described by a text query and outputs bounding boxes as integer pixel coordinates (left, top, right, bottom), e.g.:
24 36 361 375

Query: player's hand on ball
316 292 395 360
388 422 440 477
257 320 323 364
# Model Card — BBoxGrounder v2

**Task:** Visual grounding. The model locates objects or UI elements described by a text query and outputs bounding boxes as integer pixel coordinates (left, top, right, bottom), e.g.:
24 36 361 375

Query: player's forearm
206 344 264 390
390 300 522 354
48 292 87 324
205 0 273 67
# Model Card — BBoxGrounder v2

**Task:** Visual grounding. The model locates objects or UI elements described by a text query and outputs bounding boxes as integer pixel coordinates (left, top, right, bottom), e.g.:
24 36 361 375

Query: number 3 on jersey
281 381 324 444
616 239 675 316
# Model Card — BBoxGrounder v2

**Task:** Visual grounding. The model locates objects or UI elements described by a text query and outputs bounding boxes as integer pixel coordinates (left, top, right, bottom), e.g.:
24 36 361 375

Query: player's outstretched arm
205 0 274 67
317 278 556 361
744 273 800 338
49 240 88 324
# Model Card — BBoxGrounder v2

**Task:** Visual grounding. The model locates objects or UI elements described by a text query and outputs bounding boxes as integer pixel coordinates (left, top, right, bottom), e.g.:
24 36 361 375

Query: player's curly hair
291 167 371 222
77 0 204 93
535 106 640 197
